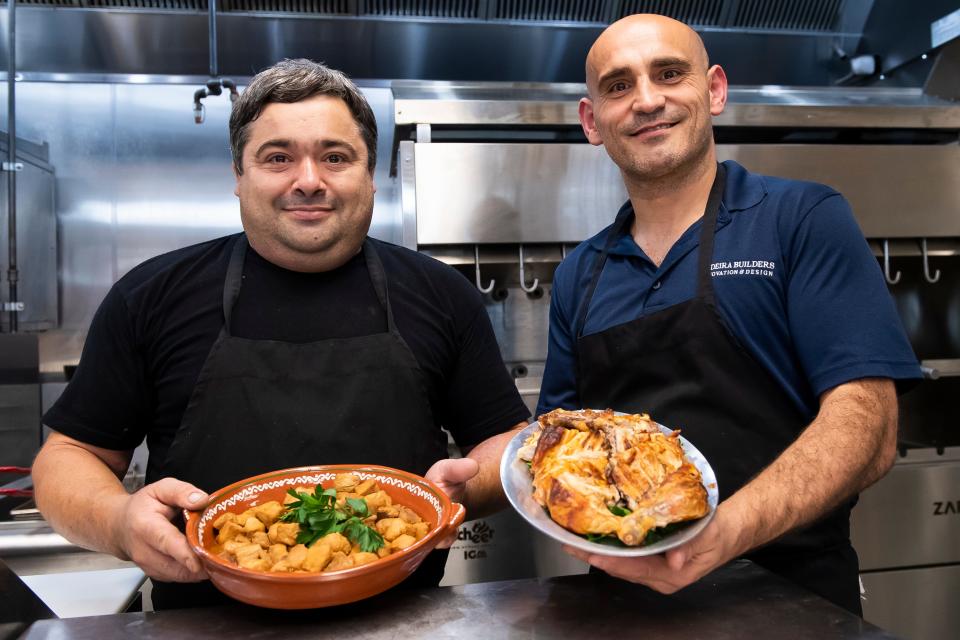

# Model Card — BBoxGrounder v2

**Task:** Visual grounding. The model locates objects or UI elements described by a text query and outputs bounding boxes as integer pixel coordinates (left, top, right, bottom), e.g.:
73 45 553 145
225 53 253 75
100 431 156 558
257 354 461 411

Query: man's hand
564 506 743 594
109 478 210 583
425 458 480 548
425 457 480 503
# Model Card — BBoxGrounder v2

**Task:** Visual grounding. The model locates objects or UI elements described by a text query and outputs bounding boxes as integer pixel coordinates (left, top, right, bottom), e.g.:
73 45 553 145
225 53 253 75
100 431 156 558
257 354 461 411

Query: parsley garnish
585 532 615 543
279 487 385 552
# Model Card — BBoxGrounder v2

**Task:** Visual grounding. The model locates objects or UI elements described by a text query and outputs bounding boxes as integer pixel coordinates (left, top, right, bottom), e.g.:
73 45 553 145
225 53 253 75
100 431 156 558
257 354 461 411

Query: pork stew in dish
210 472 431 573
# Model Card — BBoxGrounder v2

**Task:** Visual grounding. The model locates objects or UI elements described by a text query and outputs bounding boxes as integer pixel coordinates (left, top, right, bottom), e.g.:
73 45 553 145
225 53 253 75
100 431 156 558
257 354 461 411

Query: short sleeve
442 304 531 448
537 261 581 416
42 285 151 450
784 193 921 396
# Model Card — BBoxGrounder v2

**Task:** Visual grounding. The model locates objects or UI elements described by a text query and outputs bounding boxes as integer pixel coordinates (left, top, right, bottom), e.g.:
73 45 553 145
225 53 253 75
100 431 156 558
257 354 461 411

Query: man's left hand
564 507 743 593
425 457 480 549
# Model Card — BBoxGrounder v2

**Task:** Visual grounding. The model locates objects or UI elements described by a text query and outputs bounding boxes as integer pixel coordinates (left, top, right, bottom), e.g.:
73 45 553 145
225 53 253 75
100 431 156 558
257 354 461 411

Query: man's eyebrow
595 57 694 88
254 138 292 157
651 57 693 70
253 138 357 156
596 66 631 88
317 138 357 154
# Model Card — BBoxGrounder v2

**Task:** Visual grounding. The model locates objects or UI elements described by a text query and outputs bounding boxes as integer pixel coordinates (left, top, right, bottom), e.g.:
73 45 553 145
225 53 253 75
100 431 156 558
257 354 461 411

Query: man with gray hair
33 59 530 609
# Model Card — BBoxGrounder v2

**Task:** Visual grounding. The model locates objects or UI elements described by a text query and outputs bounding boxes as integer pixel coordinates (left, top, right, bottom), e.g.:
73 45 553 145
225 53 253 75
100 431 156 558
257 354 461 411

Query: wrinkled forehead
586 20 708 90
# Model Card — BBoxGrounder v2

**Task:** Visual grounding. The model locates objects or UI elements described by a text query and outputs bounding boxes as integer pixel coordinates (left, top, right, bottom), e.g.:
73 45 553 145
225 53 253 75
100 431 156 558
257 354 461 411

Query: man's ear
707 65 728 116
579 97 603 146
233 163 241 197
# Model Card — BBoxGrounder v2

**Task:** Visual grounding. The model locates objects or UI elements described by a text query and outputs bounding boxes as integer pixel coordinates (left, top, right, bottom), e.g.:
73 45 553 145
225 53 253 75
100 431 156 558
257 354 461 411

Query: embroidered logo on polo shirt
710 260 776 278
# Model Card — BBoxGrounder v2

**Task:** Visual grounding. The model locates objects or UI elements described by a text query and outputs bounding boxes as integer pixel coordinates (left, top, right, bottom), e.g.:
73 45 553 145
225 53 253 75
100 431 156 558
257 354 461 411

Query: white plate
500 417 719 557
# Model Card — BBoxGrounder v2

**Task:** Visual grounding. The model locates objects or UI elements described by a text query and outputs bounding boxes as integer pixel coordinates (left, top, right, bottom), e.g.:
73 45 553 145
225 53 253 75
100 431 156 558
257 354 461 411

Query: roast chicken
519 408 709 546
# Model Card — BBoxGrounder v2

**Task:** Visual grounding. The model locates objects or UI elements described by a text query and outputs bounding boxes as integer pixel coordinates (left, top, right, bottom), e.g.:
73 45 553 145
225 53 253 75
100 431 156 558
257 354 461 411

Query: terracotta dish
185 464 465 609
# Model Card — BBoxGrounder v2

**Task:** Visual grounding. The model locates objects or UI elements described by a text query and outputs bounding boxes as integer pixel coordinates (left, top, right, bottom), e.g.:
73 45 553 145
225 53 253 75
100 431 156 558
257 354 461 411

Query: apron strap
695 163 727 306
221 234 248 338
574 202 633 339
361 239 399 334
574 163 727 338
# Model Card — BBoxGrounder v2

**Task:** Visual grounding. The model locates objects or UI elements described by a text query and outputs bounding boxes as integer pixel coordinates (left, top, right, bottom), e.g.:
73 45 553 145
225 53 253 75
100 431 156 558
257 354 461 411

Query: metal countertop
0 558 53 640
20 560 896 639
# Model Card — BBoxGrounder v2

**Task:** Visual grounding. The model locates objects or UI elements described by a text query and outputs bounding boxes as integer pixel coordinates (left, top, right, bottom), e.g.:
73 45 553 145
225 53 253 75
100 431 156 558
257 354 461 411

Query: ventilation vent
90 0 200 7
494 0 607 23
19 0 207 7
16 0 850 30
363 0 480 18
730 0 843 31
617 0 845 31
17 0 353 12
617 0 723 27
227 0 351 13
17 0 82 6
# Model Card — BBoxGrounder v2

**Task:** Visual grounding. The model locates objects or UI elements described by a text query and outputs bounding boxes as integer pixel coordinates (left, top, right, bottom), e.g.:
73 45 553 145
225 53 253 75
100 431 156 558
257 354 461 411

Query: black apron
575 165 861 615
152 235 450 610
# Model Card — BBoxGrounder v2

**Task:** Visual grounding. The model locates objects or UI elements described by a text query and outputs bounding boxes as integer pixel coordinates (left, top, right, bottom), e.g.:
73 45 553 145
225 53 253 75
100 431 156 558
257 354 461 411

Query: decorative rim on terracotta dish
186 464 459 581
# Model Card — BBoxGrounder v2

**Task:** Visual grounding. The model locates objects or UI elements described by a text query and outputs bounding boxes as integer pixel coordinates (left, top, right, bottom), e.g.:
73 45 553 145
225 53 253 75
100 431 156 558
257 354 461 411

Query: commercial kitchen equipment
0 133 56 334
393 82 960 639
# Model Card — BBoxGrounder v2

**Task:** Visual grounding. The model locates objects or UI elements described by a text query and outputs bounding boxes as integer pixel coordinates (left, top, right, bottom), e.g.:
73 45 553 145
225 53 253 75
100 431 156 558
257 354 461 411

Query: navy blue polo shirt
537 160 920 419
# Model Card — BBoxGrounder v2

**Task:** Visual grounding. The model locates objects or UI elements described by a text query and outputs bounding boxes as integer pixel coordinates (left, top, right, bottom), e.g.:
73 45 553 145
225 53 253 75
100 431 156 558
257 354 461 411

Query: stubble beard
616 119 714 195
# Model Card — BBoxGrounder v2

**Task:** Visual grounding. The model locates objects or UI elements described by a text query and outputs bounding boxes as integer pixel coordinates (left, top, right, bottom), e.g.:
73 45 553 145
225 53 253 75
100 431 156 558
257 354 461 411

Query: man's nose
630 78 666 114
293 158 325 195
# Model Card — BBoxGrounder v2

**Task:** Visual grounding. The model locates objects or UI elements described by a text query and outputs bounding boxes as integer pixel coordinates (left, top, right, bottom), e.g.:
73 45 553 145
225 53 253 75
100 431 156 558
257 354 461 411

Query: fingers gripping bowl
185 465 465 609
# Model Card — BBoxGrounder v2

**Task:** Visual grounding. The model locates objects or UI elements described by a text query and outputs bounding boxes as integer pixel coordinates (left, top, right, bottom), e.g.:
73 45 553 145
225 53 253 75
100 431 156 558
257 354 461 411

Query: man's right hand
110 478 210 583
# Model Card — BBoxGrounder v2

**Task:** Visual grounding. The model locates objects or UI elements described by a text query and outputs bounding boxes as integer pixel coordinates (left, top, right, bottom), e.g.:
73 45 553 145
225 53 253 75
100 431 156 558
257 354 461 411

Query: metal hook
474 246 495 294
519 245 540 293
561 244 568 261
921 238 941 284
882 239 901 285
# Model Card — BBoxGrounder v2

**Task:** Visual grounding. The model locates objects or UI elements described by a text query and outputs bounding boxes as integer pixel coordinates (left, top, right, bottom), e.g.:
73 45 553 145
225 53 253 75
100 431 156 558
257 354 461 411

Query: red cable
0 488 33 497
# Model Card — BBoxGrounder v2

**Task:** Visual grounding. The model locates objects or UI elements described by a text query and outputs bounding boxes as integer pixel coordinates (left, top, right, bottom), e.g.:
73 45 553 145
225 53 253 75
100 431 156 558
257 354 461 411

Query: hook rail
519 245 540 293
474 246 495 294
921 238 941 284
882 239 901 285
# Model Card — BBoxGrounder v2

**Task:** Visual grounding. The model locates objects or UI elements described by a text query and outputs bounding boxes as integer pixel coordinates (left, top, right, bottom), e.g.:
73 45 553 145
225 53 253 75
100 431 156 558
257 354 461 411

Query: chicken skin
522 408 708 545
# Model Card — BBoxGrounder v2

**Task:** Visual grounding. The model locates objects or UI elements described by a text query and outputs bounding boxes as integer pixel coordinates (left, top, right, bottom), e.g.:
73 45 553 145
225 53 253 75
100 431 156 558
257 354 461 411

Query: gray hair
229 59 378 174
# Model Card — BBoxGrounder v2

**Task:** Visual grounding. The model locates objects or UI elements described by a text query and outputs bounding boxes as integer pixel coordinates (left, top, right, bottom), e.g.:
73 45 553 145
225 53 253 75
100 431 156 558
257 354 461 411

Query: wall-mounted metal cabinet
0 135 57 332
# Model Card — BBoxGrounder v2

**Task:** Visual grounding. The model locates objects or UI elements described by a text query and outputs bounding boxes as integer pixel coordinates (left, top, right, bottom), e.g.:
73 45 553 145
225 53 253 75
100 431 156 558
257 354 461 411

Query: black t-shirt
43 234 529 479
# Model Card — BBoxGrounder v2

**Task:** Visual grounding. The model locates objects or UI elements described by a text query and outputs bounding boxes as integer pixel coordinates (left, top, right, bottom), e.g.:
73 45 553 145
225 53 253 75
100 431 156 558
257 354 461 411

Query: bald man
537 15 919 614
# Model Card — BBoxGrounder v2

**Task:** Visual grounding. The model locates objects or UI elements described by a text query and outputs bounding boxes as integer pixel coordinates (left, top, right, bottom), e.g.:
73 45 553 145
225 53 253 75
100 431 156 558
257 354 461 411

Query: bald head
586 14 709 97
577 13 727 187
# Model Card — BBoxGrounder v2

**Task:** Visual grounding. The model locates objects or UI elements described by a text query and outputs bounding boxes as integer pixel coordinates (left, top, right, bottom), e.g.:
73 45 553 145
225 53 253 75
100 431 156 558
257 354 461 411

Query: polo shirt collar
722 159 766 213
589 160 767 256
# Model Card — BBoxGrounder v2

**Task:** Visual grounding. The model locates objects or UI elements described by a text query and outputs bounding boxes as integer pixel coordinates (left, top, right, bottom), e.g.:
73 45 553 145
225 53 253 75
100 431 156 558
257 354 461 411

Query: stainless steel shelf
922 359 960 379
394 84 960 129
869 238 960 257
